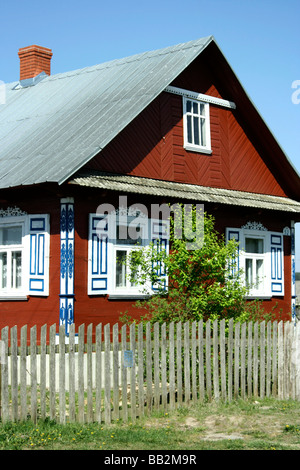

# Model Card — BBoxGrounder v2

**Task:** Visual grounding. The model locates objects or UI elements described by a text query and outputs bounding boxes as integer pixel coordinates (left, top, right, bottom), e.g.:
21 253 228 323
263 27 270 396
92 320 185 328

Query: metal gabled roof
0 36 213 189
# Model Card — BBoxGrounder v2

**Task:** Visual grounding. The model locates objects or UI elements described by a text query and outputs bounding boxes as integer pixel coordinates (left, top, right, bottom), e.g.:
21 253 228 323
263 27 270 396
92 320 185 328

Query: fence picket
78 323 85 423
113 323 119 422
30 326 37 424
161 323 167 410
227 319 233 402
59 324 66 424
1 327 9 422
49 324 56 421
234 322 240 399
213 320 219 401
95 323 102 423
11 326 18 421
20 325 27 421
184 321 190 405
198 320 205 402
206 320 212 400
247 322 253 398
176 322 182 407
146 322 152 415
220 319 226 401
138 323 144 417
40 324 47 421
130 323 136 423
121 324 128 423
69 322 76 423
169 322 175 409
104 323 111 425
87 323 94 423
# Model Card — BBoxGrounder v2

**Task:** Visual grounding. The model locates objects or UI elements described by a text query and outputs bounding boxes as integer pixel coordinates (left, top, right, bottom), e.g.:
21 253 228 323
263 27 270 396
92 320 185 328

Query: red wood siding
86 90 287 197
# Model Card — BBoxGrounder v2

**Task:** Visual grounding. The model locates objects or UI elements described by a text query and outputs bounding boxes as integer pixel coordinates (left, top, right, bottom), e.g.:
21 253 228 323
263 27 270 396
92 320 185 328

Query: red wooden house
0 37 299 334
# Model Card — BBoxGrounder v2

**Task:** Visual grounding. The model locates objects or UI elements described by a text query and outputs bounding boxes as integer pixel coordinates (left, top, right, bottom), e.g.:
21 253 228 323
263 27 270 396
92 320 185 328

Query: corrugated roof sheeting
0 37 213 189
69 172 300 213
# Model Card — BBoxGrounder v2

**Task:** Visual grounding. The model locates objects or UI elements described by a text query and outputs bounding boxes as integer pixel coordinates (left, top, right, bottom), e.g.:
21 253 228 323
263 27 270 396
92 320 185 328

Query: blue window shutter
270 233 284 296
88 214 111 295
150 219 169 292
225 228 241 276
28 214 50 296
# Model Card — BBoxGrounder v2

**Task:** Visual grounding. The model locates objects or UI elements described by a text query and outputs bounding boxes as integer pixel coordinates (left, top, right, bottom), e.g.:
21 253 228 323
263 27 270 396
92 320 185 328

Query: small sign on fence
0 340 5 365
124 350 134 368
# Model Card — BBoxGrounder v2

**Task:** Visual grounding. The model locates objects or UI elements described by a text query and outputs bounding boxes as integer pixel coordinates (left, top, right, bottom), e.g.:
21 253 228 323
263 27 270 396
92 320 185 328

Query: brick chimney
18 45 53 81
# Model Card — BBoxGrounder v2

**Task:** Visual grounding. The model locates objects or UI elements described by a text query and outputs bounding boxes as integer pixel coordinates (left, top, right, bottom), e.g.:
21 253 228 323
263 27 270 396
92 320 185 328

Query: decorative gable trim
165 85 236 109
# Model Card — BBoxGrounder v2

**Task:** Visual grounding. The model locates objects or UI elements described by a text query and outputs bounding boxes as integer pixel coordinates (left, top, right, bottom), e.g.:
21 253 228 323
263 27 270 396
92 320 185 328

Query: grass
1 397 300 450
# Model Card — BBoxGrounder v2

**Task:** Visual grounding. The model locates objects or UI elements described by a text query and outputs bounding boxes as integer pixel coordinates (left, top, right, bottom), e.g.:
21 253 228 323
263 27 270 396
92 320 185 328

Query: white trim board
165 85 236 110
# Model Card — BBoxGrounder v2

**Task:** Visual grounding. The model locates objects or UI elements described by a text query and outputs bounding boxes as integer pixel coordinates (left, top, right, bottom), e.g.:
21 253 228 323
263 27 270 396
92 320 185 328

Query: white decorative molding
165 85 236 109
0 206 27 217
283 226 291 236
241 221 268 231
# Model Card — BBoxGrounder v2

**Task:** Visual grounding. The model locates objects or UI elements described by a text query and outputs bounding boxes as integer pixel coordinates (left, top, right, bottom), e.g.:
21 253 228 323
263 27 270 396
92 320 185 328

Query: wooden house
0 37 299 334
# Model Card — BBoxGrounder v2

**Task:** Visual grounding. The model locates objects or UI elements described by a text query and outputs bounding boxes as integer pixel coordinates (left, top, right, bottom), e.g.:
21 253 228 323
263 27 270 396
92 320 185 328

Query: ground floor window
88 212 169 297
226 224 284 298
0 212 50 299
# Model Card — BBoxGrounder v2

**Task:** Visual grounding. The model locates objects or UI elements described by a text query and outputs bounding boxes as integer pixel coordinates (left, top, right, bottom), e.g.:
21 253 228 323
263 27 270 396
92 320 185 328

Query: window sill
108 294 151 300
0 295 29 301
184 144 212 155
245 295 272 300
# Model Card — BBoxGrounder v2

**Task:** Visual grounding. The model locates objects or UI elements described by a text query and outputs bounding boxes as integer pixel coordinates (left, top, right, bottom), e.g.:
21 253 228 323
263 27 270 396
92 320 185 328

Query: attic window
183 97 211 154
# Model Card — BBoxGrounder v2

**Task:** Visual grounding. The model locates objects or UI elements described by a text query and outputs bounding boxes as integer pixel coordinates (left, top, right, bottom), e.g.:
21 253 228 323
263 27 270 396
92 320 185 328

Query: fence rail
1 319 300 424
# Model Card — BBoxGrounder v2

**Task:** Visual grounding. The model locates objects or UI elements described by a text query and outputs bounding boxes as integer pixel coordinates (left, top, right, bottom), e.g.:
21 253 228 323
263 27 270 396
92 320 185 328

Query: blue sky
1 0 299 268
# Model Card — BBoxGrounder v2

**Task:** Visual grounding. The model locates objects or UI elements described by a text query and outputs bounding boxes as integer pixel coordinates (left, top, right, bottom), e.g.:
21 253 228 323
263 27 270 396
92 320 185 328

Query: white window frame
0 214 50 300
0 216 27 299
88 213 169 298
183 97 212 154
240 230 271 298
226 226 284 299
111 217 148 297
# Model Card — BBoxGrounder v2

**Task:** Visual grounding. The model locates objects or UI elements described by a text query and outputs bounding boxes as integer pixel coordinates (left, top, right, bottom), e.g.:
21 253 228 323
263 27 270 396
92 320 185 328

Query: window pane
0 252 7 289
192 101 198 114
116 250 127 287
12 251 22 289
200 118 206 146
256 259 264 287
245 238 264 254
186 100 192 113
245 258 253 287
187 115 193 143
193 116 200 145
199 103 205 115
0 226 22 246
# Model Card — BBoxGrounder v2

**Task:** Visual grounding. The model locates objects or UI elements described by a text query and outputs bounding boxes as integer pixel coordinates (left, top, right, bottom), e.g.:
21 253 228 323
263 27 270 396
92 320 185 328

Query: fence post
20 325 27 421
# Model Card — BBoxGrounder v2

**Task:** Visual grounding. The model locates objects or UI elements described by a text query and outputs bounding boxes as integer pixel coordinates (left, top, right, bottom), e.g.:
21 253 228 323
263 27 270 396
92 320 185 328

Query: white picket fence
0 319 300 424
